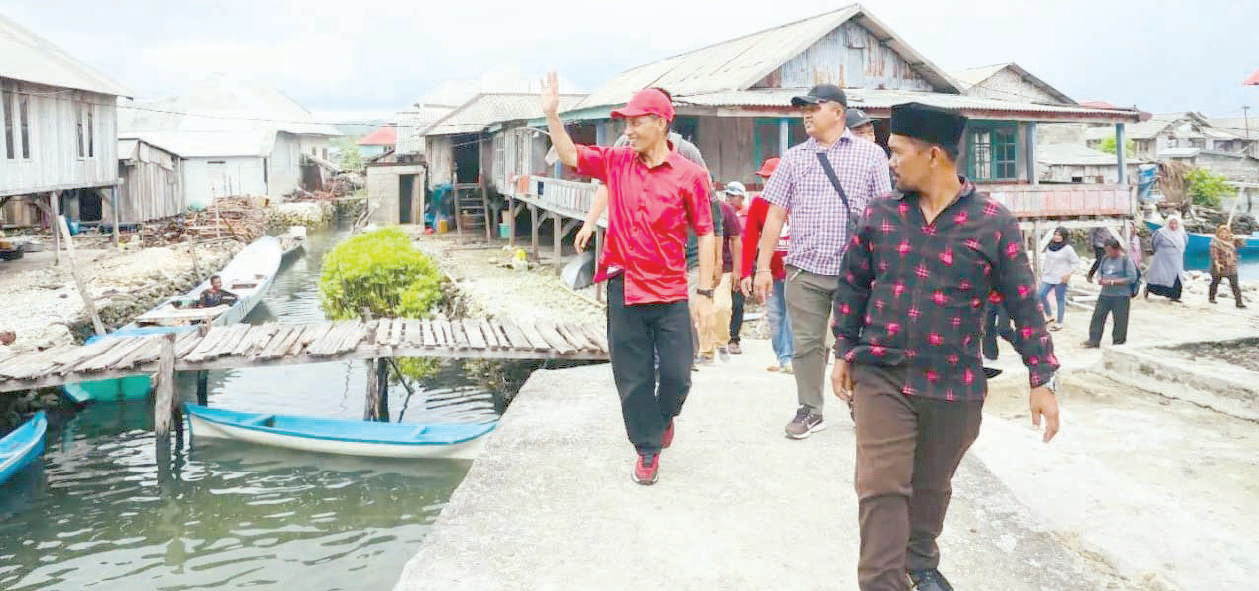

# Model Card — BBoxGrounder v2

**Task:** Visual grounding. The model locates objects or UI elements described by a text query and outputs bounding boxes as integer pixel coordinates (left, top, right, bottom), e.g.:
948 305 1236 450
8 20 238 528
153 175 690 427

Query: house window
2 88 13 159
76 102 85 158
87 105 94 158
18 93 30 159
967 123 1018 181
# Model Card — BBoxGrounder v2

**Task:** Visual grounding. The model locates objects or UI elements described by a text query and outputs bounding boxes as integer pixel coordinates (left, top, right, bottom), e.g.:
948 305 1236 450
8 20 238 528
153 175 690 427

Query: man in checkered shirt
753 84 891 439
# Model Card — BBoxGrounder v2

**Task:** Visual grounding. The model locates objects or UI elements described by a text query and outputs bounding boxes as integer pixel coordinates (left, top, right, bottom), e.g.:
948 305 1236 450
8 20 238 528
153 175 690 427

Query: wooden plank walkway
0 318 609 393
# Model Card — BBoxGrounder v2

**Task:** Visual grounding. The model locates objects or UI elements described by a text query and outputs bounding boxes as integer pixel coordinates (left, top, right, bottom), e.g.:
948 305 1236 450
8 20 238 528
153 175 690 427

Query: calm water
0 227 499 590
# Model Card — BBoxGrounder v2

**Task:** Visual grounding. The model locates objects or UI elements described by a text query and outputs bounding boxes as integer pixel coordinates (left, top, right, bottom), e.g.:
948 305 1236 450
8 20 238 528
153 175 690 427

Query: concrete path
394 340 1136 591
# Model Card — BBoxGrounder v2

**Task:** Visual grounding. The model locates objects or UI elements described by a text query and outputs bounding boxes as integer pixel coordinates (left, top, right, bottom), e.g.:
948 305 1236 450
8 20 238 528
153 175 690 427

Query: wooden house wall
964 68 1064 105
116 142 185 223
756 21 935 91
0 78 119 197
425 135 455 190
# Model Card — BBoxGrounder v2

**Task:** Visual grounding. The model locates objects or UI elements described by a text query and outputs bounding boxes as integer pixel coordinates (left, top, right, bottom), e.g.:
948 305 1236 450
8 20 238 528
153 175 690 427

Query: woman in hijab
1209 224 1246 308
1038 226 1080 330
1145 216 1187 302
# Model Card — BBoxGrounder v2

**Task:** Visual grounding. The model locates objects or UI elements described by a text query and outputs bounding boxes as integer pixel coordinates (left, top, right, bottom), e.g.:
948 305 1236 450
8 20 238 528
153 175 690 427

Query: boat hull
62 237 281 404
0 411 47 485
1145 221 1259 257
186 406 495 460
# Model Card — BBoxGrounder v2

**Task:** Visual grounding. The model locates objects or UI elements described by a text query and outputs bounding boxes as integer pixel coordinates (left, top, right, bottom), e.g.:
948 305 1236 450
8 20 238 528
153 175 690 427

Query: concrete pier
393 341 1138 591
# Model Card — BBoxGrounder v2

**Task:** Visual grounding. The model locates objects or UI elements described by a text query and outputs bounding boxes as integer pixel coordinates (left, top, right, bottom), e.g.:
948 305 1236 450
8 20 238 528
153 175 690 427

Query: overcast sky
4 0 1256 123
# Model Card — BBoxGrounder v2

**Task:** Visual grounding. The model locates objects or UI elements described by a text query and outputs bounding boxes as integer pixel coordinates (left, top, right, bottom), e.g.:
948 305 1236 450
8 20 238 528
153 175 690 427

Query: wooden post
529 202 540 261
51 191 61 265
58 215 106 336
552 213 562 264
1115 123 1128 185
153 333 177 439
111 187 121 248
195 324 210 406
508 197 517 247
363 358 379 421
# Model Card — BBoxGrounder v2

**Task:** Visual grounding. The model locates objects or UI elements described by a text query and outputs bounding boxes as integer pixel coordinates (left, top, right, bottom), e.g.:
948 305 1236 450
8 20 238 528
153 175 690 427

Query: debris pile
141 196 267 245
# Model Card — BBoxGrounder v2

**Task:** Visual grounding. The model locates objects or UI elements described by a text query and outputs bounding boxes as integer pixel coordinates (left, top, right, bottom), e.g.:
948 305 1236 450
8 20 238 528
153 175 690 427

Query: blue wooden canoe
1145 221 1259 257
0 411 47 485
185 405 496 459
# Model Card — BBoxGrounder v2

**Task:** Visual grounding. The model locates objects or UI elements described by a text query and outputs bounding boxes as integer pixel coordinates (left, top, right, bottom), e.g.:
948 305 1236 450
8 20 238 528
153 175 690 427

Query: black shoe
1081 341 1100 349
908 569 955 591
982 367 1003 379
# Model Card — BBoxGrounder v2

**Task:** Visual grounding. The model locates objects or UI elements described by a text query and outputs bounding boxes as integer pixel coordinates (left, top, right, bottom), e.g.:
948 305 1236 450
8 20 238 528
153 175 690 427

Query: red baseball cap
611 88 675 122
755 157 781 178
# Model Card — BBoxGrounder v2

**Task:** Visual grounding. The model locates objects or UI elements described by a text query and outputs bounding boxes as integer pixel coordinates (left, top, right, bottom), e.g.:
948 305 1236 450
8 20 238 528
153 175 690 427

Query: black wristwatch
696 288 714 298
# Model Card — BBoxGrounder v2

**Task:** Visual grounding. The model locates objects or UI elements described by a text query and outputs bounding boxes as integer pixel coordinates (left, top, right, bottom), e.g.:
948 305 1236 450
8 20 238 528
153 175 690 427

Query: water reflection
1 225 499 590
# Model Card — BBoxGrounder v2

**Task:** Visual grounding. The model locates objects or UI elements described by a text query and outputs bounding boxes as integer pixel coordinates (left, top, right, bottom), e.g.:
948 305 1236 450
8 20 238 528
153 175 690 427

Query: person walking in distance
543 74 715 485
725 182 749 355
1085 226 1109 283
1209 224 1246 308
740 158 794 373
831 102 1060 591
753 84 892 439
1082 238 1138 349
1037 226 1081 330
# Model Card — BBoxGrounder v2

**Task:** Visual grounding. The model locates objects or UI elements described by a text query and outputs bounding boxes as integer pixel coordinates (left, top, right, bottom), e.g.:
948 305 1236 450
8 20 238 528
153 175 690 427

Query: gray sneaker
785 406 826 439
717 347 730 362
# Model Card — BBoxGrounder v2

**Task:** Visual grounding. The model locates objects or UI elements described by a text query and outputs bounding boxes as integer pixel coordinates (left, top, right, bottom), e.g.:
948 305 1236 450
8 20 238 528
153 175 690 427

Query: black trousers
1088 294 1130 345
1087 246 1105 279
607 276 694 455
729 288 746 344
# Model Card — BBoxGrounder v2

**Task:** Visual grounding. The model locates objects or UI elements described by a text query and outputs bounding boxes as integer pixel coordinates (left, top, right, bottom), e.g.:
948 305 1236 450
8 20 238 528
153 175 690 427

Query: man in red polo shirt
542 72 716 485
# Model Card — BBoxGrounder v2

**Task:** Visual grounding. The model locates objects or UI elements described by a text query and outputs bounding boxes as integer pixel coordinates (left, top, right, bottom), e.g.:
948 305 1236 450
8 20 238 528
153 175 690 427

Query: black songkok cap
889 102 967 149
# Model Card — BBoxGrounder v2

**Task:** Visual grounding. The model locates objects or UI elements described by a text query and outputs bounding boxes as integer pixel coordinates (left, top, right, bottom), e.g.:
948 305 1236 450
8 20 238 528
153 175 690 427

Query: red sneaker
661 419 675 449
632 453 659 485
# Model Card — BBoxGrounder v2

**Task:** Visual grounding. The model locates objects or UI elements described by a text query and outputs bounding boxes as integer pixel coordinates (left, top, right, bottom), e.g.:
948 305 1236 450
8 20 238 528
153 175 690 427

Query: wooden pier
0 317 609 394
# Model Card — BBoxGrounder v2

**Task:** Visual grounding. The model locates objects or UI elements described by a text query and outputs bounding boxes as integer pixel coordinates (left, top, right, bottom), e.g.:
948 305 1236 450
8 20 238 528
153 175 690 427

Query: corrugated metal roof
949 62 1076 105
674 88 1141 122
119 129 276 159
1084 112 1211 141
574 4 959 111
423 93 585 136
358 125 397 146
1037 143 1138 166
119 75 339 140
1159 147 1200 158
0 13 129 96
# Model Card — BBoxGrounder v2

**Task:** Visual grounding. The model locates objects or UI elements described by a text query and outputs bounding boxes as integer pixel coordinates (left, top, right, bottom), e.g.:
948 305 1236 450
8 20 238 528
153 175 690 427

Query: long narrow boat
185 405 496 459
1145 221 1259 258
62 236 282 403
0 412 47 485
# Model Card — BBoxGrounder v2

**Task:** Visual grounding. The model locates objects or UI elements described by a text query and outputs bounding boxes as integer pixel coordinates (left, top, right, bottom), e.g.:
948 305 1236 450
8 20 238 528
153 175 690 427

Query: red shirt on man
575 144 714 305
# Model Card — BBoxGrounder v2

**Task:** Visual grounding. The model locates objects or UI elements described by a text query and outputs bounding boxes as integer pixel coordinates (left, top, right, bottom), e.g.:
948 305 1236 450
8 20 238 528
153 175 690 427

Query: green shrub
319 227 444 379
1184 167 1230 208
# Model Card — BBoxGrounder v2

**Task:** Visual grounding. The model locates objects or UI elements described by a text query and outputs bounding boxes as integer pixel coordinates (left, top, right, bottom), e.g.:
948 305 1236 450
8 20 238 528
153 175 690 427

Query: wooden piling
153 333 177 439
57 216 106 336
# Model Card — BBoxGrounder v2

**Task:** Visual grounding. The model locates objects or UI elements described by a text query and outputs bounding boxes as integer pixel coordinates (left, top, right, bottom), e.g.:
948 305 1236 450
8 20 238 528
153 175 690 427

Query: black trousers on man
729 289 746 344
607 276 694 455
1087 294 1130 345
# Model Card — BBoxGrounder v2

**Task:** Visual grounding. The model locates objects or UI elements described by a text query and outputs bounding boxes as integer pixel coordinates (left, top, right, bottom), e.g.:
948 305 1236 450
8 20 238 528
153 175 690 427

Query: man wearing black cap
846 108 877 143
754 83 891 440
829 102 1061 591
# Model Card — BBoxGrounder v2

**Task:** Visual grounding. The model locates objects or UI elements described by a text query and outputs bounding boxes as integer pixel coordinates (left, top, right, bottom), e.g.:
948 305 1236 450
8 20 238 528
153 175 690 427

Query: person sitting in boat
199 275 238 308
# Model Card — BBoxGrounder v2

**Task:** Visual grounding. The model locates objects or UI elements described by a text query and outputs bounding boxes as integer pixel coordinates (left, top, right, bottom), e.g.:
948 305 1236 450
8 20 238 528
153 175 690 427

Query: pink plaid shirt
761 129 892 276
832 179 1059 400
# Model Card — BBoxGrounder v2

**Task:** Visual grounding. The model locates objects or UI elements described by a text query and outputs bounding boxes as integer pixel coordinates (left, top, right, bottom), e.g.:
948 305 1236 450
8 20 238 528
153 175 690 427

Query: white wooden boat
186 405 496 459
279 226 306 260
63 236 282 403
134 236 281 328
